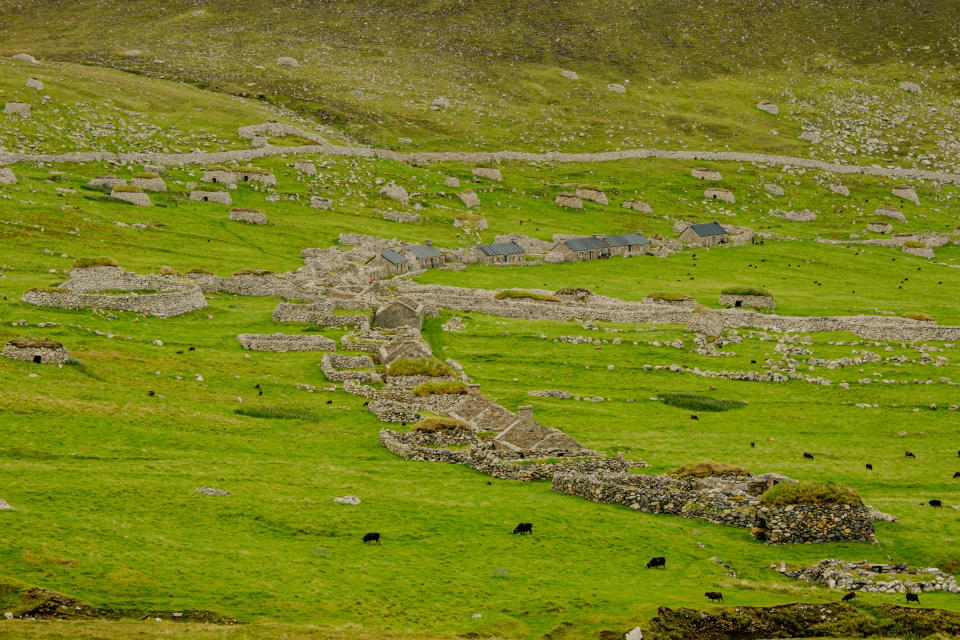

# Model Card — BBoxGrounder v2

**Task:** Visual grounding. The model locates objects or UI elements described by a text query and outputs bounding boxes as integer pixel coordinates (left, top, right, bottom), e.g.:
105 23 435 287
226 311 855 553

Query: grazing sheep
905 451 916 459
842 592 856 602
803 452 814 459
646 556 665 569
929 499 942 508
704 592 724 603
363 532 381 544
906 593 920 603
512 523 533 535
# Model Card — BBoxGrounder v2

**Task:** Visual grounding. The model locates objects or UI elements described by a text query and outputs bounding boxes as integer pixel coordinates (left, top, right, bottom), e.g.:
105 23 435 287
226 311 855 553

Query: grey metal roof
605 232 649 247
408 244 443 260
380 250 408 265
478 241 524 256
563 236 608 252
689 221 727 237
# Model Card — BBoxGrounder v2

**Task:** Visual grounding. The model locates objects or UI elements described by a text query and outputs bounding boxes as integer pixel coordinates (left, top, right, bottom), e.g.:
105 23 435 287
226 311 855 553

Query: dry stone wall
237 333 336 352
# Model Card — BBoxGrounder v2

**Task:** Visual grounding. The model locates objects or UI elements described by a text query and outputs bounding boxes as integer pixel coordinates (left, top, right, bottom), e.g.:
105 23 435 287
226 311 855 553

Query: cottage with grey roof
475 241 525 265
406 242 445 269
604 232 649 257
550 236 610 262
366 250 410 276
677 221 728 247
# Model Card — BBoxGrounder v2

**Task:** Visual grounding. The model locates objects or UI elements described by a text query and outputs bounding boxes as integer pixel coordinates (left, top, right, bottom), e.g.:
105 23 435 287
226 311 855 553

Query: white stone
0 499 12 510
431 96 451 109
757 101 779 115
607 83 626 94
0 168 16 185
443 176 460 188
12 53 38 64
3 102 30 118
334 494 361 505
26 77 43 90
124 49 142 57
277 56 300 67
764 183 785 196
560 69 579 80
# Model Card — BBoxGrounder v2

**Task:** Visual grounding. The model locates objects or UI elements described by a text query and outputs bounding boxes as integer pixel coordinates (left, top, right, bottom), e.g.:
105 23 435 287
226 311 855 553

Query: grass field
1 9 960 638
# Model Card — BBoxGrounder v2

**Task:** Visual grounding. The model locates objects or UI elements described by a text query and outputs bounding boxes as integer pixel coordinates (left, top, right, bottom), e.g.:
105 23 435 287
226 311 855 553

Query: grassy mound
760 481 862 506
903 240 928 248
186 268 214 275
111 184 143 193
239 165 270 175
6 336 62 349
902 312 934 321
232 269 272 276
387 357 455 377
132 172 160 179
234 406 317 421
412 380 468 397
494 289 561 302
194 185 228 192
671 461 750 479
721 286 772 297
660 393 746 412
412 416 471 432
73 256 118 269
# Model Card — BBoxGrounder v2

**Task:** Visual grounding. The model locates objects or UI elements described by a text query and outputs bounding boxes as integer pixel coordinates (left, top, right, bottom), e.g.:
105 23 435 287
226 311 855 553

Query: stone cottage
406 242 445 269
550 236 610 262
475 241 525 265
604 232 649 256
677 221 728 246
189 188 232 205
366 249 410 276
374 298 425 329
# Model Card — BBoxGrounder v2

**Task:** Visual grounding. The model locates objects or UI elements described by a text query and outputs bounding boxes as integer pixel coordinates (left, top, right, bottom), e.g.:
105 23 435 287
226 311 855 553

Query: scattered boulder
828 182 850 196
892 185 920 205
229 208 268 225
692 167 722 181
876 206 907 222
333 495 361 505
459 190 480 207
705 188 735 203
379 183 409 204
26 77 43 90
0 499 12 510
764 183 785 196
310 196 332 210
560 69 579 80
625 627 643 640
195 487 230 496
555 193 583 210
443 176 460 188
756 100 779 115
622 200 652 213
799 130 822 144
277 56 299 67
431 96 451 109
867 221 893 234
576 186 608 205
3 102 31 119
899 81 922 95
12 53 38 64
294 160 317 176
472 166 502 181
123 49 142 57
0 168 16 185
607 83 626 94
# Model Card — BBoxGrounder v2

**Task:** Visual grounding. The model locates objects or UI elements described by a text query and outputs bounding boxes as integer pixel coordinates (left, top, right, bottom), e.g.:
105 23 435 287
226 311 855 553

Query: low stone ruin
228 208 268 225
110 187 151 206
459 190 480 207
472 166 502 181
237 333 335 352
3 102 30 118
867 221 894 234
828 182 850 196
772 209 816 222
189 188 232 205
555 193 583 209
0 168 16 185
321 353 381 383
294 160 317 175
2 337 69 364
705 188 735 203
22 265 206 317
756 101 779 115
773 559 958 594
892 185 920 205
379 183 409 204
876 206 907 222
719 293 776 310
622 200 652 212
576 187 608 205
692 167 722 181
382 210 420 223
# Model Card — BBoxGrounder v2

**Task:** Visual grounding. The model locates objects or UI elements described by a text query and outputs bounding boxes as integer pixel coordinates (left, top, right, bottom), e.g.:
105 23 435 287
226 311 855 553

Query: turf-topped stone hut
575 186 608 205
237 333 335 352
867 221 894 234
475 241 525 265
691 167 722 181
753 482 875 544
3 102 30 118
458 190 480 207
22 263 206 317
236 166 276 186
876 206 907 222
366 250 410 276
678 221 728 246
892 185 920 205
554 193 583 210
0 167 16 185
294 160 317 175
704 188 735 203
902 242 934 259
2 337 69 364
87 176 126 189
189 187 232 205
228 208 268 225
719 287 775 310
471 166 502 181
110 185 152 206
202 167 237 186
374 298 425 329
621 200 652 212
130 173 166 191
